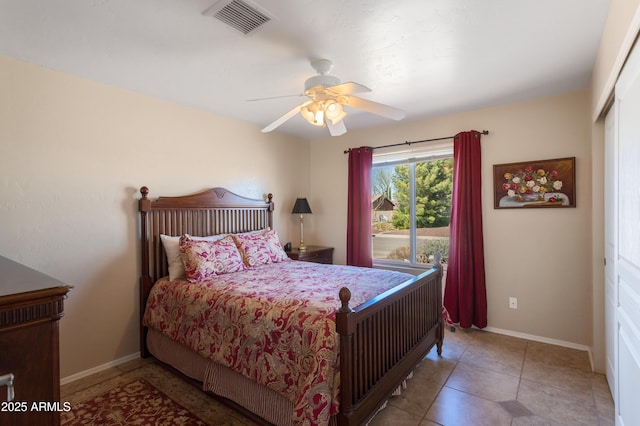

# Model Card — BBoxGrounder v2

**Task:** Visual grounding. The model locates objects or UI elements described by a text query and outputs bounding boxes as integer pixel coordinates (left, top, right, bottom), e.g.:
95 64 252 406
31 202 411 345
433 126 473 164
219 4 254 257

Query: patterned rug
61 379 207 425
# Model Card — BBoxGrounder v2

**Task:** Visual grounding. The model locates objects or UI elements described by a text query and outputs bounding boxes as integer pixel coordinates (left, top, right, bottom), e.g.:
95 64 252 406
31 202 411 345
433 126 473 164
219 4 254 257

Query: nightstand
287 246 334 264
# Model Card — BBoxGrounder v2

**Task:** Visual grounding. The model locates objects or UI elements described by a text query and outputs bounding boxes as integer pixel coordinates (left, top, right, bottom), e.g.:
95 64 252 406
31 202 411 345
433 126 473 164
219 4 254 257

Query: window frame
372 146 453 270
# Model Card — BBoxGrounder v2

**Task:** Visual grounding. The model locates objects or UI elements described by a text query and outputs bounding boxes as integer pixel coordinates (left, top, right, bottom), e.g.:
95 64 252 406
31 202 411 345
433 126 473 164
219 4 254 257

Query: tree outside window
372 157 452 265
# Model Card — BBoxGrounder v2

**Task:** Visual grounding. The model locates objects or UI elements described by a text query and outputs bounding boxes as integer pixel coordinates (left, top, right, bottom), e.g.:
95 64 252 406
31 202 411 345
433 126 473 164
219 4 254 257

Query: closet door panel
613 35 640 426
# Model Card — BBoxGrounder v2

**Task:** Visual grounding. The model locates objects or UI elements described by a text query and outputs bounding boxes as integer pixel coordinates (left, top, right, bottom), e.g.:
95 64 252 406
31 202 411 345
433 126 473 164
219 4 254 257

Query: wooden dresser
0 256 71 426
287 246 334 264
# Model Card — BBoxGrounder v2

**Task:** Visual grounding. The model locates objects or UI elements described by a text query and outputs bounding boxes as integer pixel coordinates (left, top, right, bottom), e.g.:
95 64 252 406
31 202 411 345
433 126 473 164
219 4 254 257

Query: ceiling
0 0 611 140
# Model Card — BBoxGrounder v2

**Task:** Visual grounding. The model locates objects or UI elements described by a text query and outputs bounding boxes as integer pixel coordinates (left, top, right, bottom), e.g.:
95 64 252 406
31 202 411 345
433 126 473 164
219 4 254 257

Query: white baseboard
480 326 595 371
60 352 140 385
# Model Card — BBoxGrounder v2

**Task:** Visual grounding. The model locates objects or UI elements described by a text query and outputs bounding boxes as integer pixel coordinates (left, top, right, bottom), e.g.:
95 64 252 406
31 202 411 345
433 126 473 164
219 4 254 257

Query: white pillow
160 234 224 281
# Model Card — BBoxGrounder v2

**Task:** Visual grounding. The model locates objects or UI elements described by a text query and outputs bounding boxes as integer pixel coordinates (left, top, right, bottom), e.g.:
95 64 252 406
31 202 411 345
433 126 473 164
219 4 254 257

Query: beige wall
0 55 310 378
310 90 593 347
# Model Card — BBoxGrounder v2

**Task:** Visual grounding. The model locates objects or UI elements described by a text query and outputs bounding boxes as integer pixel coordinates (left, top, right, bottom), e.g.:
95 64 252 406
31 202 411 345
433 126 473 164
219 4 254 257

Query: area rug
61 379 207 425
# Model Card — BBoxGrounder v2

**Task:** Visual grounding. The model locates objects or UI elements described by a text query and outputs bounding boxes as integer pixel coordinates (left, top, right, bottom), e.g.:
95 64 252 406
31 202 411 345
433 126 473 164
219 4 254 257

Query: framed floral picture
493 157 576 209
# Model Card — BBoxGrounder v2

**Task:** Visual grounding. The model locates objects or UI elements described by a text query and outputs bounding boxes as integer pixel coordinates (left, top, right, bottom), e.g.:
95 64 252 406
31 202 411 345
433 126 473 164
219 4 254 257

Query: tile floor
61 328 615 425
369 328 614 426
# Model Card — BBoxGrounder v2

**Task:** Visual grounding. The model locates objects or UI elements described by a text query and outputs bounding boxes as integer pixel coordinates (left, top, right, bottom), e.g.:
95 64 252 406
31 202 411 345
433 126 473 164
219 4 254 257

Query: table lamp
292 198 312 252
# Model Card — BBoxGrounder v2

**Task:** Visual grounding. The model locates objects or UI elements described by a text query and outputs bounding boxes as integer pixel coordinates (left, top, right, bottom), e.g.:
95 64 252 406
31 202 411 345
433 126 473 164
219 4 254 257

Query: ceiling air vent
202 0 272 35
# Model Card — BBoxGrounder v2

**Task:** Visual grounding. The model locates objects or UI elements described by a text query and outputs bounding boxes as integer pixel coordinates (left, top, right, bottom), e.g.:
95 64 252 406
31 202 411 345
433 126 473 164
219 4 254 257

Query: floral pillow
233 229 289 267
161 233 225 281
263 229 289 263
179 235 246 282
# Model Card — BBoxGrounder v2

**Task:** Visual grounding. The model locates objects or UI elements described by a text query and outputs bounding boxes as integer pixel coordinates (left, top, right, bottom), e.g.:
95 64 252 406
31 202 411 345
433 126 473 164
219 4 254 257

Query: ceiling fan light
325 101 346 124
300 101 325 126
300 105 313 123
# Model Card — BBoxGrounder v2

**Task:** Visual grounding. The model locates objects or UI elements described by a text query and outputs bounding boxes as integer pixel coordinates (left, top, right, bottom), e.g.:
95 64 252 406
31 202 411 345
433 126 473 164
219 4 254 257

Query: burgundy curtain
443 131 487 328
347 146 373 267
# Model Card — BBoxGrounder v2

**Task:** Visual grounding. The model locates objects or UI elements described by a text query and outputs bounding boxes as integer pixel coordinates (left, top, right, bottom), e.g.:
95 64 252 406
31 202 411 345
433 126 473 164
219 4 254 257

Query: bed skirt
147 328 413 426
148 328 305 426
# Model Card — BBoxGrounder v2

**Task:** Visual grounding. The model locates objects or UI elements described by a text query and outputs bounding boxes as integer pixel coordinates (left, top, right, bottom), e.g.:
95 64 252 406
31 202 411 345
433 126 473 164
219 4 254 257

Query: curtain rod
343 130 489 154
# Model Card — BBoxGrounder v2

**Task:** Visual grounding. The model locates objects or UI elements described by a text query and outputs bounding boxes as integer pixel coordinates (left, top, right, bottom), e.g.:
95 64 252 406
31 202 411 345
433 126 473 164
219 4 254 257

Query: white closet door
613 36 640 426
604 103 617 400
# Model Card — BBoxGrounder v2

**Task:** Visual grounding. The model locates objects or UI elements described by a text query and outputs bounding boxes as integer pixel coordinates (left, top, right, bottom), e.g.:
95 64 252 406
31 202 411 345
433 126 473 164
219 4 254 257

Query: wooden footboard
336 258 443 426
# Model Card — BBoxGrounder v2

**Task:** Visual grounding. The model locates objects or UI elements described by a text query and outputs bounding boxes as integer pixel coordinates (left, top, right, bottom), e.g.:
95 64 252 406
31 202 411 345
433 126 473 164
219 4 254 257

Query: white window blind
373 140 453 166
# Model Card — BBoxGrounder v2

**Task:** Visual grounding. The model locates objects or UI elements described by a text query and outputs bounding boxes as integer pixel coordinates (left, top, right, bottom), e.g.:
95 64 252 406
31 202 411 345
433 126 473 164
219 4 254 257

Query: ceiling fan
258 59 406 136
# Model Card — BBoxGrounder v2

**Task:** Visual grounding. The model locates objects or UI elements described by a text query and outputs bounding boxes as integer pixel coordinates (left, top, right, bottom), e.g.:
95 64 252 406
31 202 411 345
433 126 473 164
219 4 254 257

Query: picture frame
493 157 576 209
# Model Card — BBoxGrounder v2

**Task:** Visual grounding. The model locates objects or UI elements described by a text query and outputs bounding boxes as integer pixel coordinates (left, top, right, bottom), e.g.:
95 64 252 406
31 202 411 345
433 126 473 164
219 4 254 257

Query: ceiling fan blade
247 93 304 102
329 82 371 95
261 102 309 132
344 96 406 121
327 119 347 137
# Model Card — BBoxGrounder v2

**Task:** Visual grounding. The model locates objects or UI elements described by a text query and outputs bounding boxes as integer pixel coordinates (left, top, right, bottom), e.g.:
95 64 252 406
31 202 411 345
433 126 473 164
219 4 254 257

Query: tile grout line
510 340 528 425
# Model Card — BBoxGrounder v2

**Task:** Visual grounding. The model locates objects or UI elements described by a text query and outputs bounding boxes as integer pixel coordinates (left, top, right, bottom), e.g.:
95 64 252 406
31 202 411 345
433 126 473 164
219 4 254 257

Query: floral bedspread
143 260 413 425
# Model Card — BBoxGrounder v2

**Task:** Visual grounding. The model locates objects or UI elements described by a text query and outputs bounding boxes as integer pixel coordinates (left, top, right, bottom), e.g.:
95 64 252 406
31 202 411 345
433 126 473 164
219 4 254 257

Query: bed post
266 193 274 229
336 287 354 424
139 186 152 358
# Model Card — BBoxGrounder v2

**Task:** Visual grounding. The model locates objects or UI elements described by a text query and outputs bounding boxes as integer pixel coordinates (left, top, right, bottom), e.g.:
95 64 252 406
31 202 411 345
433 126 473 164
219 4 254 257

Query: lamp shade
324 100 346 124
292 198 312 214
300 102 324 126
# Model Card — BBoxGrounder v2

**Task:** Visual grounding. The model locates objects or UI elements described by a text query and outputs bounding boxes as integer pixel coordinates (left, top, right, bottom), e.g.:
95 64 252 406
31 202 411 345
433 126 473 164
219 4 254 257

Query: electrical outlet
509 297 518 309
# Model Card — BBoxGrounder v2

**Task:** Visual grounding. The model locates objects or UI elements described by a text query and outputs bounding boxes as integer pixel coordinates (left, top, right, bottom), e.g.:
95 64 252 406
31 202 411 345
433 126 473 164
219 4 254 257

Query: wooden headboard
138 186 274 356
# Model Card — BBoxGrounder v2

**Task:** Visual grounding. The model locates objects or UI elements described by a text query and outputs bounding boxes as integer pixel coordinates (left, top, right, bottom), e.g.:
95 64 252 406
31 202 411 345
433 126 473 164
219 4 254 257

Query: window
371 141 453 266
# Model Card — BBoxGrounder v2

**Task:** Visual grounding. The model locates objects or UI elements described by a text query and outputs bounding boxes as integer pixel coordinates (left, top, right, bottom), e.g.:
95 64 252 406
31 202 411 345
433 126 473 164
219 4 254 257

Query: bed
138 186 444 426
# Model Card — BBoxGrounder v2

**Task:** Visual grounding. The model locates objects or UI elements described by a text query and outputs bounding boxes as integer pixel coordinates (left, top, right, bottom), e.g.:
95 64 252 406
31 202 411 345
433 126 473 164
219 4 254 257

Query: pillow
160 233 224 281
179 235 246 282
263 229 289 263
233 229 288 267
